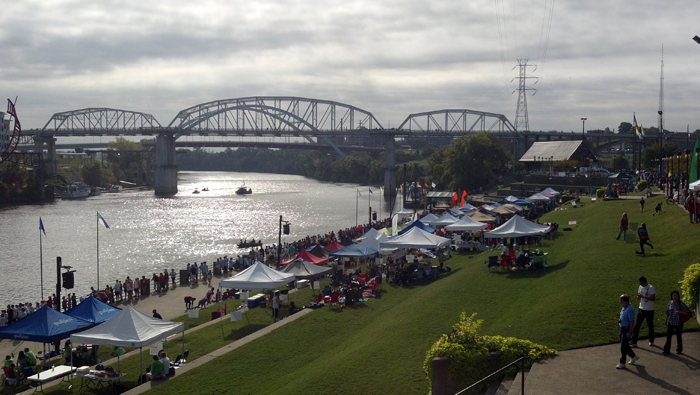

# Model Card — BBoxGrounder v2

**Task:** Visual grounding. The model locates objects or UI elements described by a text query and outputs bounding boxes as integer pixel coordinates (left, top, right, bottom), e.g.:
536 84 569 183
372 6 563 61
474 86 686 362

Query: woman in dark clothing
662 290 690 355
636 223 653 255
616 213 628 241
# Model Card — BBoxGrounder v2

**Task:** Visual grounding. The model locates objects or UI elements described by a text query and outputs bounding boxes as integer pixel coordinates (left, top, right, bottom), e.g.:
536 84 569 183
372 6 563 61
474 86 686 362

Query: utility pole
513 59 538 132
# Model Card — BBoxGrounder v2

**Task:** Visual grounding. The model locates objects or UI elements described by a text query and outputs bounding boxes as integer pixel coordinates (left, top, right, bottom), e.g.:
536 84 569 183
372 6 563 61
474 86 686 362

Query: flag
639 125 645 138
97 212 110 229
369 188 373 194
39 217 46 236
431 182 436 188
424 183 428 188
460 190 467 207
450 193 458 208
691 138 700 183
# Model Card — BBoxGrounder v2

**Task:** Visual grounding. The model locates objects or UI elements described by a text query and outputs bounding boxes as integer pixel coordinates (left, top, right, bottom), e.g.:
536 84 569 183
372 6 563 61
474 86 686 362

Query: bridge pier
34 136 57 175
383 137 396 198
154 133 178 195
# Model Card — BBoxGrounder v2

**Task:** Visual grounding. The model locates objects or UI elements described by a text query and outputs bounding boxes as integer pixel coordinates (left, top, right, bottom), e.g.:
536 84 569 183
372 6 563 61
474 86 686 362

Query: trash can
180 270 189 285
431 266 438 280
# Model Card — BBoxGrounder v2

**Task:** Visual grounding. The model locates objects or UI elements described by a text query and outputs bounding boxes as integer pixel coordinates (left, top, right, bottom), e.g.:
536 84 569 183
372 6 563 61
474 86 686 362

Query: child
653 202 663 216
207 271 212 286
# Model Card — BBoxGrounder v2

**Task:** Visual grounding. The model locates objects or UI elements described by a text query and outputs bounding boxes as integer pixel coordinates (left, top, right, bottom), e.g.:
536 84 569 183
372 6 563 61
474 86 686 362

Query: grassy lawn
146 195 698 395
6 195 698 395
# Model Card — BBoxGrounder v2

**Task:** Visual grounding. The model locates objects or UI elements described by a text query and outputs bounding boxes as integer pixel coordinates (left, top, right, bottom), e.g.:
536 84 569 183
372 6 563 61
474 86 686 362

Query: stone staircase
478 369 528 395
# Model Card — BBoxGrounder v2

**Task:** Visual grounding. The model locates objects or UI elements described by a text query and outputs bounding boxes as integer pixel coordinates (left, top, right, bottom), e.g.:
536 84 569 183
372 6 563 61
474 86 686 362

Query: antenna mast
513 59 537 132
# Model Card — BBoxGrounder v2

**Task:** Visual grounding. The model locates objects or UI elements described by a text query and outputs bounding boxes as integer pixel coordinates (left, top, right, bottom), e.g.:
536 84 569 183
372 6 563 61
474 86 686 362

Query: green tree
641 143 677 169
428 133 511 191
81 161 105 187
618 122 633 134
612 154 630 171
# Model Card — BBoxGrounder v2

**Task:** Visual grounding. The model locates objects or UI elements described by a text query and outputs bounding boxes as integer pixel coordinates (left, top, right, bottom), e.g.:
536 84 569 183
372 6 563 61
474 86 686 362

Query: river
0 172 394 307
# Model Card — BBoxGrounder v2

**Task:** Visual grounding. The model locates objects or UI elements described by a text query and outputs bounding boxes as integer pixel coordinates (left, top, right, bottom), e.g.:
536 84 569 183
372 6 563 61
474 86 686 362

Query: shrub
424 313 557 390
637 180 648 191
596 188 606 198
680 263 700 309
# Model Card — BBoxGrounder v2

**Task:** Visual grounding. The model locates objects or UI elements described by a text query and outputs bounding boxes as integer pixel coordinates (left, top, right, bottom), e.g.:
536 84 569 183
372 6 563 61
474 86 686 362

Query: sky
2 0 700 134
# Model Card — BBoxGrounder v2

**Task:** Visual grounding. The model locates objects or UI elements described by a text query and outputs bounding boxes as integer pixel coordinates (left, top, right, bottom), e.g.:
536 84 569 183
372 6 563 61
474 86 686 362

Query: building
519 141 597 170
0 111 10 155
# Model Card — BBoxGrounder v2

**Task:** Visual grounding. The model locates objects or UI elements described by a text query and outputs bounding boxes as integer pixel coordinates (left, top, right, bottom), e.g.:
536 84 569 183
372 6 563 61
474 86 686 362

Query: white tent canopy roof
418 213 440 224
484 215 550 238
394 208 415 218
528 193 552 201
444 215 488 231
690 180 700 191
354 228 381 242
219 262 296 291
504 195 519 202
70 306 184 348
542 187 561 196
380 227 451 249
431 213 459 226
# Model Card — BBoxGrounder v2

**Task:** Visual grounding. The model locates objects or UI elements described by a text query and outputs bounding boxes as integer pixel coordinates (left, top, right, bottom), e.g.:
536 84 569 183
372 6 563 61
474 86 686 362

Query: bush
637 180 648 191
424 313 557 390
596 188 606 198
680 263 700 309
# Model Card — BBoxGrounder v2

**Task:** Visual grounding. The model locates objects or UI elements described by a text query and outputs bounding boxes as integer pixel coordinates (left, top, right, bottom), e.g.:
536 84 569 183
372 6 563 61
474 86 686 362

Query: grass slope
41 195 700 395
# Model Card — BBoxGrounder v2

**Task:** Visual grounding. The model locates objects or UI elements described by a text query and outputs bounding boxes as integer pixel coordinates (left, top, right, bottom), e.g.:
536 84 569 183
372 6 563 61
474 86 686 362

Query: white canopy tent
357 231 393 254
445 215 488 232
418 213 440 224
380 227 452 249
431 213 460 227
503 195 519 202
219 262 296 291
354 228 382 242
71 306 185 381
690 180 700 191
527 193 552 201
484 215 550 238
542 187 561 196
393 208 415 218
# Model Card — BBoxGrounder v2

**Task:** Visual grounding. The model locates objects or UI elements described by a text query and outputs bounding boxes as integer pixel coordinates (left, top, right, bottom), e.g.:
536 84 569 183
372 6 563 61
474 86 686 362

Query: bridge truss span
168 97 385 135
396 109 516 135
41 108 162 136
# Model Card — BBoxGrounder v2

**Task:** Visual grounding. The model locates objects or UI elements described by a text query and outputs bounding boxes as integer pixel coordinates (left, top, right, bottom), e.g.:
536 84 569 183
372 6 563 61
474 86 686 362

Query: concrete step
506 369 529 395
485 375 514 395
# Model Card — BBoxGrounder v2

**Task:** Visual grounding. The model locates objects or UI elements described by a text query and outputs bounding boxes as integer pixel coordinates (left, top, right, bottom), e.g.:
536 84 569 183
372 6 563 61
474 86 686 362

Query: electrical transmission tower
513 59 537 132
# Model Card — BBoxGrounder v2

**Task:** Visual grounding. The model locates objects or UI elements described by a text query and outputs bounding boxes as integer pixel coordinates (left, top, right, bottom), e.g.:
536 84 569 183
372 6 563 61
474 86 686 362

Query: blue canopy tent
398 220 435 235
0 305 92 344
512 199 533 206
329 244 379 257
64 296 121 325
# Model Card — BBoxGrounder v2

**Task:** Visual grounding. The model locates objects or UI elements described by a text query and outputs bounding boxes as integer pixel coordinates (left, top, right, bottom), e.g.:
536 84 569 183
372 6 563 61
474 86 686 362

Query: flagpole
97 212 100 290
40 220 44 301
355 189 358 226
379 187 382 221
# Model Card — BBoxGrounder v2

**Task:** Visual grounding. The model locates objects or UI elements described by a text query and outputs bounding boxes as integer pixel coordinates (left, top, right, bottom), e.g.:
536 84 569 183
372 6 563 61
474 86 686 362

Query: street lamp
581 118 587 140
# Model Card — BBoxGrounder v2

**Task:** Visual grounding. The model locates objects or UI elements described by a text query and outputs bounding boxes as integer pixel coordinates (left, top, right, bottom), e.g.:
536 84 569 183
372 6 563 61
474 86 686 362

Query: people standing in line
617 294 639 369
616 213 628 241
663 290 691 355
639 196 645 213
636 223 653 255
630 276 655 348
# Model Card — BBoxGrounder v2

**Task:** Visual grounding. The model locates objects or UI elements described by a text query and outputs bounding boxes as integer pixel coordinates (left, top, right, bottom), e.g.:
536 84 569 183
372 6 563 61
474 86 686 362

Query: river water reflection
0 172 393 306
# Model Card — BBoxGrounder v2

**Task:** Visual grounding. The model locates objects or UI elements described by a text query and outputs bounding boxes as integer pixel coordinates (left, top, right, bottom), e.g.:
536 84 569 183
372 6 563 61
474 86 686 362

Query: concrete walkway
525 332 699 395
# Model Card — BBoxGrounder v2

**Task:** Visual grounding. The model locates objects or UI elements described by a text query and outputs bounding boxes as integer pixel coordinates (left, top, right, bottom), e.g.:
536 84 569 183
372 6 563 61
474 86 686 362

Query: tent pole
181 330 185 364
139 347 143 385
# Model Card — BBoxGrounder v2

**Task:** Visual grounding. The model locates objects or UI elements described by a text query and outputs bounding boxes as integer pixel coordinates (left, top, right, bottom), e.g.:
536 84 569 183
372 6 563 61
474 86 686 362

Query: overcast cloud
2 0 700 133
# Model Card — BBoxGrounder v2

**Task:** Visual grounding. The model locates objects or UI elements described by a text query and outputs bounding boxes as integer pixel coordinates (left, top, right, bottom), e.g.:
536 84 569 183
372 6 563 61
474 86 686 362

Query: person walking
639 196 645 213
617 294 639 369
630 276 655 347
272 290 281 323
686 194 696 223
616 213 628 241
662 290 691 355
635 223 653 255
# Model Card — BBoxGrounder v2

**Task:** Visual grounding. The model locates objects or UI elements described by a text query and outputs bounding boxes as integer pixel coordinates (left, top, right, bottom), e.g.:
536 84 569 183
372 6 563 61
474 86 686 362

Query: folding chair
486 256 500 271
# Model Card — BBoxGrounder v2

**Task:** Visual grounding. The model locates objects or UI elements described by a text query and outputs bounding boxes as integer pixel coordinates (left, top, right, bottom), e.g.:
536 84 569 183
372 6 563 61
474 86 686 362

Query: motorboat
193 188 200 194
202 187 209 192
235 185 252 195
107 185 122 193
61 182 91 199
238 239 263 248
89 186 102 196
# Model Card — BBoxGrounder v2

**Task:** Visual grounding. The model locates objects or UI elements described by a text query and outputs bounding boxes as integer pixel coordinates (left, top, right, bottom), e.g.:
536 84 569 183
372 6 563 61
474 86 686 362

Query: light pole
581 118 587 140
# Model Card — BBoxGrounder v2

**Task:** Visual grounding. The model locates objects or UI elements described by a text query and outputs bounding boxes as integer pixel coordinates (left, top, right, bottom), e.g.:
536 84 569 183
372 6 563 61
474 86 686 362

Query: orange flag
460 190 467 207
450 193 458 208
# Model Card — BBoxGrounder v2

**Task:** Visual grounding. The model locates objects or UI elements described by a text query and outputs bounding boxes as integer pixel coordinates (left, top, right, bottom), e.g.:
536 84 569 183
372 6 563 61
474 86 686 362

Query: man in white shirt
0 311 7 327
630 276 655 347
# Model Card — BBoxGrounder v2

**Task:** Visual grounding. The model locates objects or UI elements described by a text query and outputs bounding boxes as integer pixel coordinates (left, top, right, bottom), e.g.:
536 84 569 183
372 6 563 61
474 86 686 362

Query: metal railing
455 356 531 395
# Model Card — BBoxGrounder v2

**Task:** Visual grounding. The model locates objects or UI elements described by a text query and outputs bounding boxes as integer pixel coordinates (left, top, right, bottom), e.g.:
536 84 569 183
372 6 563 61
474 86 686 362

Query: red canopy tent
281 249 329 266
324 241 345 253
